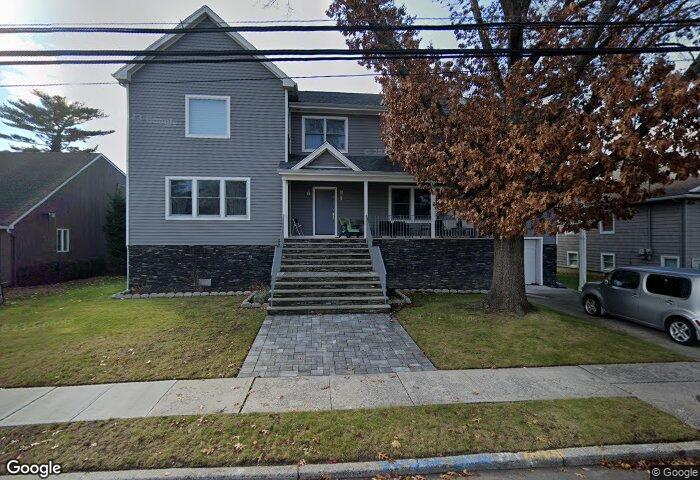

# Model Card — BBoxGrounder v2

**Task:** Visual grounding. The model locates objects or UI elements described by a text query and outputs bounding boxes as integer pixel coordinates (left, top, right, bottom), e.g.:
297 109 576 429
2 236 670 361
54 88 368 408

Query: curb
41 441 700 480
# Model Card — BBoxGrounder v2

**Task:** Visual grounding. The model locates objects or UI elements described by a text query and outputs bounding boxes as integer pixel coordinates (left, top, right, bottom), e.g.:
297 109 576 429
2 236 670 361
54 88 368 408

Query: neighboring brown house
0 152 125 286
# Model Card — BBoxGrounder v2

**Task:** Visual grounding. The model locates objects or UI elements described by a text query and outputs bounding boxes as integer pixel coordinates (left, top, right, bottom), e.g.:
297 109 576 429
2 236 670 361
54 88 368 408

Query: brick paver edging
49 441 700 479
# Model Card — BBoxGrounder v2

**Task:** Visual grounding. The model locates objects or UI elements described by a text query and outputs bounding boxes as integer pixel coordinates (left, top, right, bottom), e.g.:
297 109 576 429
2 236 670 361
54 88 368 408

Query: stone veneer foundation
128 245 274 293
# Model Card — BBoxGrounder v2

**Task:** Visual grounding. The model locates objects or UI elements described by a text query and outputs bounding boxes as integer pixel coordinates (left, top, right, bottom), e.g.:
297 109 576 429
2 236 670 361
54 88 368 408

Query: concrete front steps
269 238 389 315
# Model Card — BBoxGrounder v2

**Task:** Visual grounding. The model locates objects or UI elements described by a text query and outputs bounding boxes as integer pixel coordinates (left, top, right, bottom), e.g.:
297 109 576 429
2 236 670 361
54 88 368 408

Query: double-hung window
56 228 70 253
661 256 680 268
600 253 615 272
566 251 579 267
185 95 230 138
303 117 347 152
599 215 615 234
166 177 250 220
389 186 432 220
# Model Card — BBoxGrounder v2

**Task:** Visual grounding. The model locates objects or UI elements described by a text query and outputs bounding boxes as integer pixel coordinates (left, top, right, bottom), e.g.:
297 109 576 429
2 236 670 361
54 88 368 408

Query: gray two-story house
557 177 700 274
115 5 556 307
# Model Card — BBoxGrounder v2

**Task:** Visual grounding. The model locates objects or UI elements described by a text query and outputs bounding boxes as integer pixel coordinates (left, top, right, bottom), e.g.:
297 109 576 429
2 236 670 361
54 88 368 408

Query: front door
314 188 336 236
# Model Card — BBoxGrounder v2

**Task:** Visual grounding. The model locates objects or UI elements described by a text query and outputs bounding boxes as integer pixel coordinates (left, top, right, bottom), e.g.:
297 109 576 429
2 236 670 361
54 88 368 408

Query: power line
0 19 697 34
0 46 695 66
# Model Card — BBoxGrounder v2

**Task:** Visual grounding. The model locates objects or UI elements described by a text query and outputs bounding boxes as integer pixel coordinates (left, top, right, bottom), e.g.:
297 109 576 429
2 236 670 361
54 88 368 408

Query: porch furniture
339 217 362 237
292 217 304 236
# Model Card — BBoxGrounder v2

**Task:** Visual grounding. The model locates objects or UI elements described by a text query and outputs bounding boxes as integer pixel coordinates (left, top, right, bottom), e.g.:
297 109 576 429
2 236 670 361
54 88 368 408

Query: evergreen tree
0 90 114 152
103 188 126 272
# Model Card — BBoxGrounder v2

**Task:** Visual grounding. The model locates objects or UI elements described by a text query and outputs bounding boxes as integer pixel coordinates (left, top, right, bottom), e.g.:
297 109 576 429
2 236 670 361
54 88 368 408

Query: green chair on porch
339 217 361 237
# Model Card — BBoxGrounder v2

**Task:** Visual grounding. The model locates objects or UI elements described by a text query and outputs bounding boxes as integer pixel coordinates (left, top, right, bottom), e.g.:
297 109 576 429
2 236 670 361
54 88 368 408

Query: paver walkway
0 362 698 427
237 313 435 377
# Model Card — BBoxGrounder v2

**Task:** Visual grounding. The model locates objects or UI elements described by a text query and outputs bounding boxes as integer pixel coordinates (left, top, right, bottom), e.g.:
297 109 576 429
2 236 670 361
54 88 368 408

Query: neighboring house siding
686 201 700 267
11 158 125 285
290 113 385 156
128 17 285 246
556 200 696 272
0 230 11 285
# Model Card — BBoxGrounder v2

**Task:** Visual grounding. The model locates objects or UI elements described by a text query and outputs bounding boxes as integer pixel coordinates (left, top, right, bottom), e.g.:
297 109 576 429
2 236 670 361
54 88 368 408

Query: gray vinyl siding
686 201 700 268
307 152 351 169
290 113 385 156
556 200 695 271
128 17 285 246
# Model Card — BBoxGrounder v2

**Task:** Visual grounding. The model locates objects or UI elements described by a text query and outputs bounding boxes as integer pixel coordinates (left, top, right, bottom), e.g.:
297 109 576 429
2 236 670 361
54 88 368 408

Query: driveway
526 285 700 361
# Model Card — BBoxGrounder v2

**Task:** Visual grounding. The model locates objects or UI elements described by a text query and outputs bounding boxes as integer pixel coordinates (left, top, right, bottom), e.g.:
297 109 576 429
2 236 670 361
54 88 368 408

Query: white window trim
660 255 680 268
56 228 70 253
165 176 250 221
185 95 231 139
691 258 700 270
302 116 348 153
598 216 615 234
600 252 616 272
388 186 431 221
566 251 579 267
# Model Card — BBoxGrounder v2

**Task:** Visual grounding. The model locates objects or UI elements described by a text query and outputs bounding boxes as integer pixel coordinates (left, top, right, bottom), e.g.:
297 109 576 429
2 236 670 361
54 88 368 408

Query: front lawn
397 293 686 370
557 268 605 290
0 277 265 387
1 397 696 472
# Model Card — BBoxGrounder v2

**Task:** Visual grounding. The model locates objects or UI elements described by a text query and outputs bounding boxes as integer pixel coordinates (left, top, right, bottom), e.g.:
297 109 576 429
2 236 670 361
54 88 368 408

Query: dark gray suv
581 267 700 346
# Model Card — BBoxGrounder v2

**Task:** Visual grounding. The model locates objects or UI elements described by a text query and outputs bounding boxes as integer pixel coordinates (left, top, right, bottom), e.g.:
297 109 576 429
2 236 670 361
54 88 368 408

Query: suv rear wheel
666 317 697 346
583 296 601 317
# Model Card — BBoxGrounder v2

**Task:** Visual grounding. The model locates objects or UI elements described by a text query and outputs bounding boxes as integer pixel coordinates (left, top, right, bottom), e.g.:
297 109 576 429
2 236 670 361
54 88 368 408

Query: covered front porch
281 177 478 239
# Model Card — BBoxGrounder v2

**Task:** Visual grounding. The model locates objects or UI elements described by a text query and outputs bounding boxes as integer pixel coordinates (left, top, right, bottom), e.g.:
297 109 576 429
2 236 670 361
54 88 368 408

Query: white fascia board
290 104 386 115
7 154 118 229
112 5 296 88
279 170 414 183
291 142 361 172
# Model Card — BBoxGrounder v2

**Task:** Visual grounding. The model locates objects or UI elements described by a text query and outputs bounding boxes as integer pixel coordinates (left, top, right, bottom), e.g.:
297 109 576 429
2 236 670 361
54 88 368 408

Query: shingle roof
0 152 103 226
292 91 384 108
656 176 700 197
283 155 406 173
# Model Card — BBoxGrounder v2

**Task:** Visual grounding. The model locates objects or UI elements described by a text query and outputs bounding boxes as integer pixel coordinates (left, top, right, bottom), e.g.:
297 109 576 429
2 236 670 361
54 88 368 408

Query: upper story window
166 177 250 220
303 116 348 152
599 215 615 234
56 228 70 253
185 95 230 139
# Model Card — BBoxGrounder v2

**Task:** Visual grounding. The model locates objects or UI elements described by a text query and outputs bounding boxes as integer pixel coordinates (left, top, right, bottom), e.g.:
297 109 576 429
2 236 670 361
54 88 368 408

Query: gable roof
283 154 406 174
112 5 296 88
0 152 123 227
291 91 384 109
291 142 361 171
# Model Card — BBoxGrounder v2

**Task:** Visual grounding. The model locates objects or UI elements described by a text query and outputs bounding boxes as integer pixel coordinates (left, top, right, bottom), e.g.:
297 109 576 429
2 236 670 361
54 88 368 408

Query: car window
645 274 692 299
609 270 640 290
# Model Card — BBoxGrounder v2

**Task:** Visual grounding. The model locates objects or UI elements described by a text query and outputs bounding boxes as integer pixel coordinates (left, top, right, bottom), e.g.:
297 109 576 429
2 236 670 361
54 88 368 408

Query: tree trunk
484 235 529 315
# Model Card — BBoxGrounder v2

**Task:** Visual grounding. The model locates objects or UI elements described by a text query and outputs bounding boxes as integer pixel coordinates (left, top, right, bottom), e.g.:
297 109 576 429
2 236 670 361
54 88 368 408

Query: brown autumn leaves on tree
328 0 700 314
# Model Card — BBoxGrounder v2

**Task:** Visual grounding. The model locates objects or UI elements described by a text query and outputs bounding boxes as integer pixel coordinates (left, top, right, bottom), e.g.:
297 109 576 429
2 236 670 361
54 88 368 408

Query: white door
524 239 541 285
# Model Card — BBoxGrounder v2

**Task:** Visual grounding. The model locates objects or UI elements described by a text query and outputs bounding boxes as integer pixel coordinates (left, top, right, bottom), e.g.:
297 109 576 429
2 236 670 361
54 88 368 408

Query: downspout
8 228 17 286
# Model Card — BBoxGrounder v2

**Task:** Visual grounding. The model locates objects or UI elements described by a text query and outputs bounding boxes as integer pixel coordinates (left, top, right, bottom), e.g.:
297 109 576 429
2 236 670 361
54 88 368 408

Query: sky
0 0 456 170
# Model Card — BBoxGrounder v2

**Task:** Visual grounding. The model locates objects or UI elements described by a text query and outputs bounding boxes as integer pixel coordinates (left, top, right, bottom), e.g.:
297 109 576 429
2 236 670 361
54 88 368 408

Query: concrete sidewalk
1 362 698 428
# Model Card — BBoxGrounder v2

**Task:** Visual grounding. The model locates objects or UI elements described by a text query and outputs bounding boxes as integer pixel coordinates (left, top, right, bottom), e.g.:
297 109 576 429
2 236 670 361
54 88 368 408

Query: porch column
282 179 289 238
578 230 587 290
363 180 368 238
430 192 436 238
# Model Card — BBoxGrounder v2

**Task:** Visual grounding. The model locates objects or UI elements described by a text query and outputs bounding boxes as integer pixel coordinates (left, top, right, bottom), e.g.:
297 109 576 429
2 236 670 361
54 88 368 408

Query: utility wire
0 46 695 66
0 19 697 34
1 46 695 58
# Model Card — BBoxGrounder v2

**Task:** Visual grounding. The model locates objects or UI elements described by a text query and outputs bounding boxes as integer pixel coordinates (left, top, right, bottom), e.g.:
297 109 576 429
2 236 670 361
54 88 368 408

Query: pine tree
0 90 114 152
103 188 126 272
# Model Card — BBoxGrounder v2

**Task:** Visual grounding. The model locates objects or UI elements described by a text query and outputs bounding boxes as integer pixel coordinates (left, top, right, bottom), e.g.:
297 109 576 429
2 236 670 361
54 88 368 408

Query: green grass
0 277 265 387
1 397 696 473
396 293 686 369
557 268 605 290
